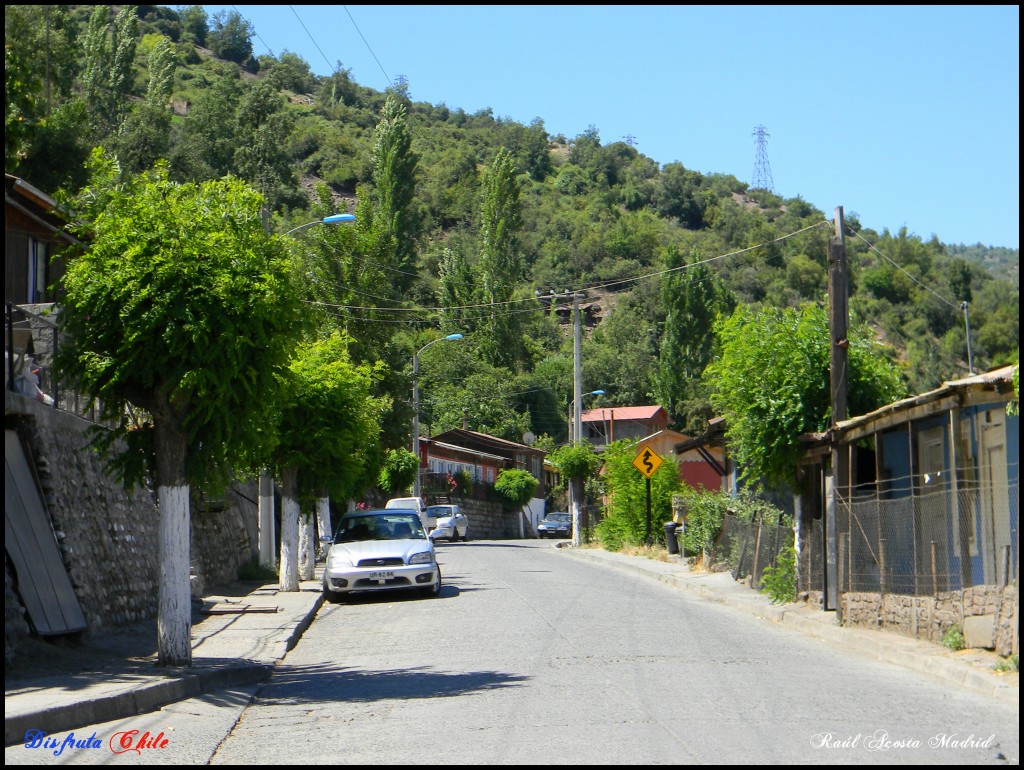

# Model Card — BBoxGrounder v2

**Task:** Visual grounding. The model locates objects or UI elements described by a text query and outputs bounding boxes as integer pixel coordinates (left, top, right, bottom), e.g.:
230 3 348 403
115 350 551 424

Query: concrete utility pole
572 292 583 445
826 206 848 613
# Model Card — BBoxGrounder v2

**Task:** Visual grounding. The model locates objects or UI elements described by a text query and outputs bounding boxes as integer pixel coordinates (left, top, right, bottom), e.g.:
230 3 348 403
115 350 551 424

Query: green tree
178 5 208 46
81 5 137 138
272 333 388 590
595 439 683 550
370 94 421 292
168 72 244 182
113 35 176 174
208 9 254 65
478 148 526 369
234 80 298 211
4 5 81 174
54 155 306 666
379 448 419 496
703 303 906 487
494 468 539 509
547 443 603 546
656 245 730 434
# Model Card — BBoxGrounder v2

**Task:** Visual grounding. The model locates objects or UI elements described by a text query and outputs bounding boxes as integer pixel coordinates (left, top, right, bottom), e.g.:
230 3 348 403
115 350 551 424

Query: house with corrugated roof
580 405 669 450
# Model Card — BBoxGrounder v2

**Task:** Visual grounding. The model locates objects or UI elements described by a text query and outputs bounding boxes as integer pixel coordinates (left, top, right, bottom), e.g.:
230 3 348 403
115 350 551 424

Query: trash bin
664 521 679 555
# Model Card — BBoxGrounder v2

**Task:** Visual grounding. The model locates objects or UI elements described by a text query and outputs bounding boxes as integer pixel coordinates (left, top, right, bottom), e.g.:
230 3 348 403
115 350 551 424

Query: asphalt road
207 540 1018 765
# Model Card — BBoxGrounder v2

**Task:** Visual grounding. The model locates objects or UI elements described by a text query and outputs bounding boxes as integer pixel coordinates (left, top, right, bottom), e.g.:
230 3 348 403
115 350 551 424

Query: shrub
759 545 796 604
941 624 966 651
494 468 538 509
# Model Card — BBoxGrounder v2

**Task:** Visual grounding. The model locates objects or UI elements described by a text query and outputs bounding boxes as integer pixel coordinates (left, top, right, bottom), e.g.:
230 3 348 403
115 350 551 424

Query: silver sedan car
321 509 441 601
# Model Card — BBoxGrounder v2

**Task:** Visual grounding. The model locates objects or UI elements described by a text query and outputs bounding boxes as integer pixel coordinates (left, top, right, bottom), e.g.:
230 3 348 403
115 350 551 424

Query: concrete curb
5 663 272 747
5 583 326 748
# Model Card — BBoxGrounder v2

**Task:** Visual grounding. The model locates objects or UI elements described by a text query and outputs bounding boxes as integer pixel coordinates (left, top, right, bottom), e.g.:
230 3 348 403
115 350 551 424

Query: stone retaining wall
840 584 1018 657
4 392 258 666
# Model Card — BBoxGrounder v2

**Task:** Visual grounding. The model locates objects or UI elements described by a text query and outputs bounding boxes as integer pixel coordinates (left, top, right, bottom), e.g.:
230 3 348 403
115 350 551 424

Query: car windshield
334 513 425 542
546 514 571 523
425 506 454 517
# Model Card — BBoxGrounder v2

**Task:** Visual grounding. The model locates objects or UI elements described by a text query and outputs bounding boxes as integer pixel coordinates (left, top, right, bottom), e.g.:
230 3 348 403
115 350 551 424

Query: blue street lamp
284 213 356 236
413 333 463 498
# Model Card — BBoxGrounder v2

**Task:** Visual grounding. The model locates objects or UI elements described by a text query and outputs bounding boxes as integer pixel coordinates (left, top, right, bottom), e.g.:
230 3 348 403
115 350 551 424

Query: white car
321 509 441 600
427 504 469 542
384 496 432 530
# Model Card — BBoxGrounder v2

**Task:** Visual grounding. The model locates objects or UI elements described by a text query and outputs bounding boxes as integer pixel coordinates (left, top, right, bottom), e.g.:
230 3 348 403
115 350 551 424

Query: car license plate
369 570 394 581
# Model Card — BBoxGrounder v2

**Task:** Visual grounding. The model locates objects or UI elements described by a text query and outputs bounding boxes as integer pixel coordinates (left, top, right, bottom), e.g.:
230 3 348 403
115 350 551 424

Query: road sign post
632 446 663 546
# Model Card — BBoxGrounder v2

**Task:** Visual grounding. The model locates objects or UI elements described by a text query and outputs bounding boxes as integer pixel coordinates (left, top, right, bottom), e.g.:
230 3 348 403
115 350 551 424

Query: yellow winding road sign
632 445 663 479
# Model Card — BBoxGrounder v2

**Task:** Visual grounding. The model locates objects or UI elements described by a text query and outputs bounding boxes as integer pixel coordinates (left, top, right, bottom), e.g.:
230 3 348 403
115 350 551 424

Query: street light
413 333 464 499
259 211 357 569
284 213 356 236
573 389 606 443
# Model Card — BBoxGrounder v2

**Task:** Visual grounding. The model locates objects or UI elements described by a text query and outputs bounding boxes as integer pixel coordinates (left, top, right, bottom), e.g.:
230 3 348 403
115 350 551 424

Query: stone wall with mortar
840 584 1018 657
4 392 258 665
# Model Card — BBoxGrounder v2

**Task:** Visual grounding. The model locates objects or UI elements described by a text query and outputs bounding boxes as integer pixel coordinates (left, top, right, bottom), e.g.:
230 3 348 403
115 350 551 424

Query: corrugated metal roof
582 405 665 422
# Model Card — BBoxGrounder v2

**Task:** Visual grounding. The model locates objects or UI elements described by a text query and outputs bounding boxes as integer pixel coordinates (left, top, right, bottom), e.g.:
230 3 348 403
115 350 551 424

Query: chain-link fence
800 480 1018 598
709 513 793 588
843 482 1017 593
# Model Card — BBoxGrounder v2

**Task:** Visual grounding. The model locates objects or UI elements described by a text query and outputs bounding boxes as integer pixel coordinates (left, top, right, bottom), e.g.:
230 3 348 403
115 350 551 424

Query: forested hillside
6 5 1019 450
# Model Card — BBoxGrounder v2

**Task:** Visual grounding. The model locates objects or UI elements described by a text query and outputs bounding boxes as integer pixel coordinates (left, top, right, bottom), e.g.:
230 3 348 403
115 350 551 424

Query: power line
848 228 961 310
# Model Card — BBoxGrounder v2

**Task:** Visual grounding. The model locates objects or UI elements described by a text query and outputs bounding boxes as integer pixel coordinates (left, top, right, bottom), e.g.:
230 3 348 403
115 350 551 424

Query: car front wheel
420 568 442 598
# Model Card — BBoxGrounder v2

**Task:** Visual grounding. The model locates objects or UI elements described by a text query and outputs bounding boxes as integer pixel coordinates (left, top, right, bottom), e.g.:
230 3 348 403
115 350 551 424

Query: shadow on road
256 662 530 704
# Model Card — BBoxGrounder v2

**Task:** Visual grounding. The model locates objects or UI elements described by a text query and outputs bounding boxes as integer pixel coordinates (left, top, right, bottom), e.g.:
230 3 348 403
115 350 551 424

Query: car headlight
327 550 352 568
408 551 434 565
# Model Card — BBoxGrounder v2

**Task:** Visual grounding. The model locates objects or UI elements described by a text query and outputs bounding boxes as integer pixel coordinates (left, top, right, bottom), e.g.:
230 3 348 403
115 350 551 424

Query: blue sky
202 5 1020 249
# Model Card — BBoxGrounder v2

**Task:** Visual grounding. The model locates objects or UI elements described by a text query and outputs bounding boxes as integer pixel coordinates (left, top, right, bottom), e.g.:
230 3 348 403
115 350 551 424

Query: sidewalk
4 571 325 747
5 547 1018 748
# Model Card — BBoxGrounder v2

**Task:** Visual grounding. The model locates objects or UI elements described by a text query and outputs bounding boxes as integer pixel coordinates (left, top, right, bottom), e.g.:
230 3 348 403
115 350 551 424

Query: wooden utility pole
826 206 848 612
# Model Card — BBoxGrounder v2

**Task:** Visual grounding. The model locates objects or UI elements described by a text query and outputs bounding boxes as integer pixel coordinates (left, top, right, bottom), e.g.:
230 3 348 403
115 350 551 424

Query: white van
384 497 432 531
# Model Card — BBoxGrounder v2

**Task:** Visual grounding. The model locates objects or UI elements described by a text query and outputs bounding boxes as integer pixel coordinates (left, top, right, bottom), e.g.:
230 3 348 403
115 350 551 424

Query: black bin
664 521 679 555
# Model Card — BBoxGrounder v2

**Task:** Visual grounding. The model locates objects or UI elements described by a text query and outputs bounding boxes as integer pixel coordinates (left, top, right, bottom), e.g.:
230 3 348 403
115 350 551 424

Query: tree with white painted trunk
54 156 305 666
271 332 388 591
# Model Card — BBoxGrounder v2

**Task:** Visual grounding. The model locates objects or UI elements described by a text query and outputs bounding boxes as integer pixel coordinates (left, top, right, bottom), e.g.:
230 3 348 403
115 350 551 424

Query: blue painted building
797 365 1018 600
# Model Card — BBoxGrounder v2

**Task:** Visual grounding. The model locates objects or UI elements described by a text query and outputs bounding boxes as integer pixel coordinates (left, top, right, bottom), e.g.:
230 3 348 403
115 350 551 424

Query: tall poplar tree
82 5 137 139
656 245 730 435
478 148 525 369
371 94 421 293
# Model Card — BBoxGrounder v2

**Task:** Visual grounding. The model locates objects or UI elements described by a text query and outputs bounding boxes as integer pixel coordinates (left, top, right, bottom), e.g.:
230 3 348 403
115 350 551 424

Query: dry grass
616 543 672 562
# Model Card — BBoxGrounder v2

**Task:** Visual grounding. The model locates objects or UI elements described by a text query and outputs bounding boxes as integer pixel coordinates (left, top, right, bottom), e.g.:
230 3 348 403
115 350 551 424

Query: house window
28 238 48 303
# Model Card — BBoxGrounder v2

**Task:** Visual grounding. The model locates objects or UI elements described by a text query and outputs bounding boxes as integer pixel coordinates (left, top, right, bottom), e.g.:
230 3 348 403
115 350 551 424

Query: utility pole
826 206 848 612
572 291 583 446
259 205 276 569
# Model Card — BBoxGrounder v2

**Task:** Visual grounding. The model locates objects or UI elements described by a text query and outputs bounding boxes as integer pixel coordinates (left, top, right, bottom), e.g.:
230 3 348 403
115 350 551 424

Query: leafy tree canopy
55 152 307 490
703 302 907 487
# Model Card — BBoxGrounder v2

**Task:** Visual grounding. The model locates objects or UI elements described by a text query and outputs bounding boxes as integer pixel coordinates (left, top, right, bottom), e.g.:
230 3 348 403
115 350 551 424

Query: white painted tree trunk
279 494 300 591
298 512 315 580
570 477 583 547
316 496 332 547
158 484 192 666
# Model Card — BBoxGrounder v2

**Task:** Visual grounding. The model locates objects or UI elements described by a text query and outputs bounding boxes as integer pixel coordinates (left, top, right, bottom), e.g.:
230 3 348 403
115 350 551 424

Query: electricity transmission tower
751 125 775 193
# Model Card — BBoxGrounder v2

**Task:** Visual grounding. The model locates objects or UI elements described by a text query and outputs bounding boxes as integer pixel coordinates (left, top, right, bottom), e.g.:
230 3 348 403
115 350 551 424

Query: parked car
321 509 441 600
384 496 431 530
537 512 572 539
427 504 469 542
